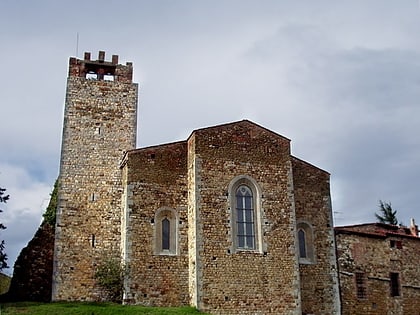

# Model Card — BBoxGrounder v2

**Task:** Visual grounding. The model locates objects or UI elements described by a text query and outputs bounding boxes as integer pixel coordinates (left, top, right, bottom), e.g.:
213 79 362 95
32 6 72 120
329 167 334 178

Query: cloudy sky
1 0 420 275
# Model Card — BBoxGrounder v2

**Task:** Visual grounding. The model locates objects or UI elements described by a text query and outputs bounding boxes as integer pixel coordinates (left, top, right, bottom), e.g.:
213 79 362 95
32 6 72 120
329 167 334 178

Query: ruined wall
53 52 138 301
292 157 341 315
336 231 420 315
6 223 54 302
122 142 189 306
188 121 301 315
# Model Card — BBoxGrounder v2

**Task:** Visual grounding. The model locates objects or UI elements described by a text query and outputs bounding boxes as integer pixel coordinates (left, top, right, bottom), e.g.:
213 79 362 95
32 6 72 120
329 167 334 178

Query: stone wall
53 52 138 301
292 157 341 315
121 142 190 306
336 228 420 314
187 121 301 315
6 223 54 302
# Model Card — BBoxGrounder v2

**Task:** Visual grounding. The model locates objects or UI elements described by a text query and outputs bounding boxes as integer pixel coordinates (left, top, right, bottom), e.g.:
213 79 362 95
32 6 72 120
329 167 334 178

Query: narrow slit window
162 218 170 250
298 229 307 258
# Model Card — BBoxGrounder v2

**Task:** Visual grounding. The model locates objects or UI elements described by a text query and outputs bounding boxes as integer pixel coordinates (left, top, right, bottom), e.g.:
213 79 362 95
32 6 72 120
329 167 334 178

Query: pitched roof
335 222 419 240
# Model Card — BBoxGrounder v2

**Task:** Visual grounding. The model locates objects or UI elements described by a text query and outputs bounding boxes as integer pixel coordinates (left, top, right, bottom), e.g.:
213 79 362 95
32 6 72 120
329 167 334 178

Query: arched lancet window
154 208 178 255
236 185 255 249
298 229 307 258
229 175 262 253
162 218 170 250
297 221 315 264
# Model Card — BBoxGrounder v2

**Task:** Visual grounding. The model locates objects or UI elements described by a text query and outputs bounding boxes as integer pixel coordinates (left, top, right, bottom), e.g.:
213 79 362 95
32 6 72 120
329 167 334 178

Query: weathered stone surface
336 223 420 315
53 52 138 301
293 157 340 315
6 223 54 302
53 52 341 314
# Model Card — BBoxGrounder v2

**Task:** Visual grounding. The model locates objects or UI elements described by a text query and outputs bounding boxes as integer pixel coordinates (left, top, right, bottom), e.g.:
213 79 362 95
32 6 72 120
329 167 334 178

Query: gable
188 119 291 162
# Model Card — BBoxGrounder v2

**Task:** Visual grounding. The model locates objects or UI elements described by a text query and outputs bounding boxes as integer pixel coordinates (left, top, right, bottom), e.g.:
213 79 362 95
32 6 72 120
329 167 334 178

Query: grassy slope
1 302 210 315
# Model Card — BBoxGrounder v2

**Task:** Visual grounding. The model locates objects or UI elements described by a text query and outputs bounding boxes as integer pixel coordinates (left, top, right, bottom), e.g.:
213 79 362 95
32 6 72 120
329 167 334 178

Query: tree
375 200 399 225
42 179 58 226
0 187 9 270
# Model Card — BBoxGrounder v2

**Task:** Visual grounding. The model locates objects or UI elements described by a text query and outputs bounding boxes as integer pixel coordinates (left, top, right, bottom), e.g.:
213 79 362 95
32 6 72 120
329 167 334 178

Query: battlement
68 51 133 83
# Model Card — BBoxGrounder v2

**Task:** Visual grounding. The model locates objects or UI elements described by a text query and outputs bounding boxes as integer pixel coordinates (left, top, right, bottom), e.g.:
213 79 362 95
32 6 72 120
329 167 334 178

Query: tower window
86 72 98 80
104 74 115 81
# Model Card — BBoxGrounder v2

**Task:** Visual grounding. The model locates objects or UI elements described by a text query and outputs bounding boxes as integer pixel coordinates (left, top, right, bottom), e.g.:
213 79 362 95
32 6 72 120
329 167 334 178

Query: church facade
52 51 341 315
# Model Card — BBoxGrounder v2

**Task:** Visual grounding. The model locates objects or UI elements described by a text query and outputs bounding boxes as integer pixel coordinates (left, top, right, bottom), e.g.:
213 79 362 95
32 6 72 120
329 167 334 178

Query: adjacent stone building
335 220 420 315
53 51 341 314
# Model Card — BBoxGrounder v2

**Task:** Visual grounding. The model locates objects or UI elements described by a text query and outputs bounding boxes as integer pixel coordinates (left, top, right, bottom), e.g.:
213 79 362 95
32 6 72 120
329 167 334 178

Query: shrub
94 257 125 303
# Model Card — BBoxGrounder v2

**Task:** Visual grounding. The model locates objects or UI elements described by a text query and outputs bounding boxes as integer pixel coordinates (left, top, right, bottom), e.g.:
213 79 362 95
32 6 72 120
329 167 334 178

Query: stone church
52 51 341 314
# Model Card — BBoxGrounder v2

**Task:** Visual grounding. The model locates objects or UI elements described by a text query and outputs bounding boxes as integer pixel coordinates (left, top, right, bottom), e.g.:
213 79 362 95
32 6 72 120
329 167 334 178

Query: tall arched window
154 208 178 255
236 185 255 249
162 218 170 250
229 175 262 253
297 221 315 264
298 228 307 258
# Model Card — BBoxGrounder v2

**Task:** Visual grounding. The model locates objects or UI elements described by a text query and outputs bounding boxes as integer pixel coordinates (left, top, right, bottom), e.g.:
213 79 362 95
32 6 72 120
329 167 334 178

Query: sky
1 0 420 275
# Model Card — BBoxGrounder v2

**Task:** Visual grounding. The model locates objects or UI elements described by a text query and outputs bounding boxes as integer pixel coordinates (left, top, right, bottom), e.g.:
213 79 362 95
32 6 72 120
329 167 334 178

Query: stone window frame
296 221 316 264
154 207 179 255
228 175 263 254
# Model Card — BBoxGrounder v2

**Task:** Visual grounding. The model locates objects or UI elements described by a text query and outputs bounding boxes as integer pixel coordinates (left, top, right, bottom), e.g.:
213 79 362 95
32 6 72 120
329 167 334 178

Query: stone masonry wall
292 157 341 315
336 232 420 315
122 142 189 306
188 120 301 315
53 54 138 301
6 223 54 302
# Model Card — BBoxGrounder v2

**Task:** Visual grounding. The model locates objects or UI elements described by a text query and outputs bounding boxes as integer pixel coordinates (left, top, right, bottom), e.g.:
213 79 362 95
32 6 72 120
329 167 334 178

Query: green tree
42 179 58 226
375 200 399 225
0 187 9 270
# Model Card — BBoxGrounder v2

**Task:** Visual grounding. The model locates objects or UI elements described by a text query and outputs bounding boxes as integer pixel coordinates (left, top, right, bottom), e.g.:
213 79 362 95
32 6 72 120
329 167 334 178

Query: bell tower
52 51 138 300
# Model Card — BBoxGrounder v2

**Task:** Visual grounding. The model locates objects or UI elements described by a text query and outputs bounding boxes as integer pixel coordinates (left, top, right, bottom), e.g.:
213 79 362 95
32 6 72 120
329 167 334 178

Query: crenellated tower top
68 51 133 83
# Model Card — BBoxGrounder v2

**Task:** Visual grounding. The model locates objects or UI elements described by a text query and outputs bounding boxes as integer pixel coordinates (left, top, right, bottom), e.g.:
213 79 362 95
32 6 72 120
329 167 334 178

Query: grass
0 302 210 315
